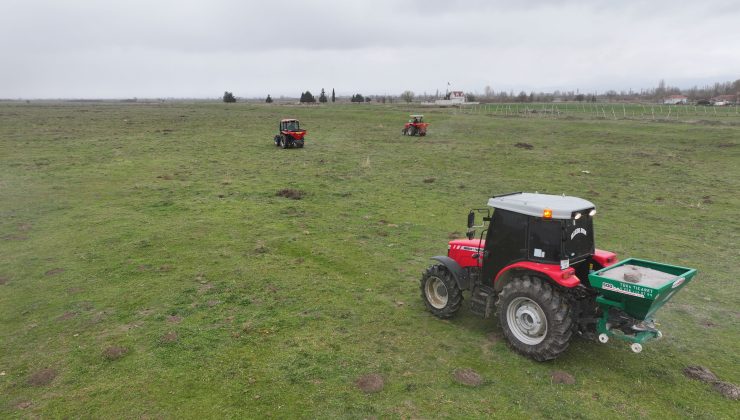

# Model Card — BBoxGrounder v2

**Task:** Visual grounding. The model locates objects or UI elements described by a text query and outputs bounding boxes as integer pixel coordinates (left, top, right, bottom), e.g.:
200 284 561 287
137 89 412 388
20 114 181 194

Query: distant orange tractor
402 114 428 136
274 119 306 149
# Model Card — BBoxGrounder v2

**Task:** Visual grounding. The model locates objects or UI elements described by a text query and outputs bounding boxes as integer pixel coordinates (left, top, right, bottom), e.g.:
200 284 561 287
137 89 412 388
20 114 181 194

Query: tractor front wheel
497 275 573 361
420 265 462 319
407 126 417 136
279 135 289 149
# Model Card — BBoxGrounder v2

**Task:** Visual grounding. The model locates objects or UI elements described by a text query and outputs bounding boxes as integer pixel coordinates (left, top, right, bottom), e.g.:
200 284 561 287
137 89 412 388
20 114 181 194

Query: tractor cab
409 115 424 123
476 192 598 282
280 119 301 132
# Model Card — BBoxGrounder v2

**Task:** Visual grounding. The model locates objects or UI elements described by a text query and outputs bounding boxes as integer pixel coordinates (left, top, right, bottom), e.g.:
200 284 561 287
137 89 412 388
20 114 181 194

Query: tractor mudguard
592 249 618 268
430 256 469 290
493 261 580 292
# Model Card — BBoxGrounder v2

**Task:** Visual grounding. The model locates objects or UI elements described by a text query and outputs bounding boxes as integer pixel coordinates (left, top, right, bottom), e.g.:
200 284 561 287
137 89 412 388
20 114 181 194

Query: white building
663 95 688 105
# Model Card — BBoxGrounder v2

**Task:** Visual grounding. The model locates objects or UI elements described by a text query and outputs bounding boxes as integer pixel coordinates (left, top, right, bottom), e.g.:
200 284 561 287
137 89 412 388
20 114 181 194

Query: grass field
1 102 738 418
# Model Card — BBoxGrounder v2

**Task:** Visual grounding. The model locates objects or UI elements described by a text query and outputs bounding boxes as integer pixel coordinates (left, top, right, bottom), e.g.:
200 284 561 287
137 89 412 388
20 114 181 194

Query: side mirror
467 211 475 229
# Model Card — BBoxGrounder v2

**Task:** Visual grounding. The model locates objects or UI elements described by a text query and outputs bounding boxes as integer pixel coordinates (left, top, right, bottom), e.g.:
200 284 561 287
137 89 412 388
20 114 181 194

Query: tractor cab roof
487 192 594 220
410 115 424 118
281 118 299 122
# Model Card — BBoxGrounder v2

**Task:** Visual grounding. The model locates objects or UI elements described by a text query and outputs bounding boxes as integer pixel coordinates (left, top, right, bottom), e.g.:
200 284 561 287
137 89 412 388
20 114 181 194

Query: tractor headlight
589 209 597 217
574 212 582 220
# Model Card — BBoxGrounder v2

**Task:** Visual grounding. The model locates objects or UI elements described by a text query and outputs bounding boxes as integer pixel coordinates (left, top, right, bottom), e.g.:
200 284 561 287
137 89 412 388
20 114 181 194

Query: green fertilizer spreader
588 258 698 353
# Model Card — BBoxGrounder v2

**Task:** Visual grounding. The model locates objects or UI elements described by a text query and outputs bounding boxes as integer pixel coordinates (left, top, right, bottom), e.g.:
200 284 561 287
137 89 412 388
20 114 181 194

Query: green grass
1 102 738 418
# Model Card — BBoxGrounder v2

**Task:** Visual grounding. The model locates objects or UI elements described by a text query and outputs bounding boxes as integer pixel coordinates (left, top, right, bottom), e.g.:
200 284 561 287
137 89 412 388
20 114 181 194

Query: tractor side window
528 218 562 262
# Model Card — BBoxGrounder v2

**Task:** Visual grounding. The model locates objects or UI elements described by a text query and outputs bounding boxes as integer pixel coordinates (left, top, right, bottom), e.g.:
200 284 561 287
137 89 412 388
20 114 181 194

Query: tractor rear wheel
279 135 288 149
420 265 462 319
497 275 573 361
408 126 417 136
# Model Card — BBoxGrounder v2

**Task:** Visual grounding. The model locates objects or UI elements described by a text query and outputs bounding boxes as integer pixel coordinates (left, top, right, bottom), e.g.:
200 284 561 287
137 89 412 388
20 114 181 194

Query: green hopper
588 258 698 353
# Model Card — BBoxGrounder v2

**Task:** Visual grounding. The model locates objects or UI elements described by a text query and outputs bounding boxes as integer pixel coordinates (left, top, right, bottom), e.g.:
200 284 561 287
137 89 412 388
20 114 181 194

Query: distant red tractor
274 119 306 149
402 114 428 136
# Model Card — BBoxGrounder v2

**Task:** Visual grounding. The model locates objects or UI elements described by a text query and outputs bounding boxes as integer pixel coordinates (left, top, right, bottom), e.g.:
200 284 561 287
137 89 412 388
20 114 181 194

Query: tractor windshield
283 121 300 131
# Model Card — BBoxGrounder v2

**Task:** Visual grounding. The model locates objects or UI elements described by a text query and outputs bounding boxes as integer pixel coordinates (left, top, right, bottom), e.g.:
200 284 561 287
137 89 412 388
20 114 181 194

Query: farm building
423 90 479 106
711 94 737 106
663 95 688 105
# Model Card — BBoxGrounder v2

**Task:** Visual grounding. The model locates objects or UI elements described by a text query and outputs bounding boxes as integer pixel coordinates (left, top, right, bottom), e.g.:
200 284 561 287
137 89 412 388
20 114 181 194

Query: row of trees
228 78 738 104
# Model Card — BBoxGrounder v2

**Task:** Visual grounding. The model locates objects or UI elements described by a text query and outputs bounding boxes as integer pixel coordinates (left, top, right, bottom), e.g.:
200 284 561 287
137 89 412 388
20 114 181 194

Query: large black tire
295 140 304 148
274 135 281 146
420 265 463 319
497 275 573 361
407 126 417 136
279 135 288 149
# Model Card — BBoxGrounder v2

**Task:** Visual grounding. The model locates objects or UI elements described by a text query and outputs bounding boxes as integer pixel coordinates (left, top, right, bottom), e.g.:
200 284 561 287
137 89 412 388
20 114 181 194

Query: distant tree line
226 78 739 105
472 79 740 103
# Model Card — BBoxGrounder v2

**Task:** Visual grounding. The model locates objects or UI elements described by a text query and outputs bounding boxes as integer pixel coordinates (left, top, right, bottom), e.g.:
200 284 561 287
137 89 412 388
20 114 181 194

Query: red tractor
402 114 428 136
274 119 306 149
421 192 696 361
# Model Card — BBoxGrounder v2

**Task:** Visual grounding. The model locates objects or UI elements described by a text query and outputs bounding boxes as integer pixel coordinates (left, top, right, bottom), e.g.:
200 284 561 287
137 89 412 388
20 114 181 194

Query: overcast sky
1 0 738 98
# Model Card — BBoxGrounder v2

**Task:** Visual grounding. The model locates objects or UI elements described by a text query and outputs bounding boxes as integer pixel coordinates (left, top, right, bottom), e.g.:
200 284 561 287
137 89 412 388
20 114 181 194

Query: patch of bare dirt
17 223 32 231
166 315 182 324
44 268 65 276
27 368 57 386
356 373 384 393
3 234 29 241
683 365 717 383
551 370 576 385
486 332 502 344
514 142 534 150
198 282 214 293
137 308 154 316
448 231 461 239
102 346 128 361
161 331 178 343
157 264 173 272
136 264 152 271
453 368 483 387
276 188 305 200
0 276 8 285
15 400 33 410
156 174 174 180
701 195 713 204
253 241 270 254
266 284 278 293
57 311 77 321
423 177 436 183
206 300 221 307
716 142 736 148
713 381 740 400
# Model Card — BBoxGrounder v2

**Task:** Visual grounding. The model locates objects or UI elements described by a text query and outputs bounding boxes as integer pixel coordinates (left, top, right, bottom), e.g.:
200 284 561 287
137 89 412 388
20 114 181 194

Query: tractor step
469 286 496 318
